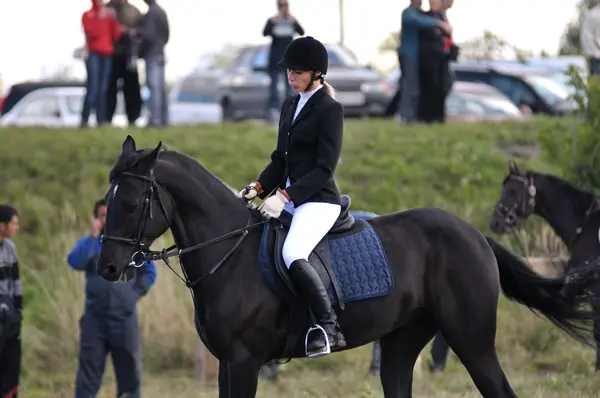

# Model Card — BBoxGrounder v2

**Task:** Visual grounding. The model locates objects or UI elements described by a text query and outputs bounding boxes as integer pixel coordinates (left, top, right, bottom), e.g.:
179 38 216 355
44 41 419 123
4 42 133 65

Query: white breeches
282 202 341 268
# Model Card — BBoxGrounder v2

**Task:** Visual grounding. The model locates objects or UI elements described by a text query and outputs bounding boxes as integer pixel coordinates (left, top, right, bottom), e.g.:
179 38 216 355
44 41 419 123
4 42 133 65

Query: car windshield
523 74 571 105
452 91 522 116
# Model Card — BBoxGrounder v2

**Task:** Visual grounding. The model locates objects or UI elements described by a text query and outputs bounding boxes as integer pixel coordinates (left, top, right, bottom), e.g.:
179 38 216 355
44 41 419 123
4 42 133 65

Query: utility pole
339 0 345 46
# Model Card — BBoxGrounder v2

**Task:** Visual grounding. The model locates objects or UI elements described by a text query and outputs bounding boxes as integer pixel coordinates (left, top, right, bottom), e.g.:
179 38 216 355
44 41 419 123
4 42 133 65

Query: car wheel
221 98 235 122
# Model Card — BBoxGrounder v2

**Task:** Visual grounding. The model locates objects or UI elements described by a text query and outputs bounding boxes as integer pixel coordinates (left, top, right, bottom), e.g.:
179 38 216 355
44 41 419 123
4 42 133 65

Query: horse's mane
528 170 596 210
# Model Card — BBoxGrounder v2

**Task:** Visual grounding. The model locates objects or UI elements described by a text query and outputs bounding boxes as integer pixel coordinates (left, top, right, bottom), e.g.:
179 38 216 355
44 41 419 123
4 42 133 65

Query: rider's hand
259 189 290 219
239 181 262 201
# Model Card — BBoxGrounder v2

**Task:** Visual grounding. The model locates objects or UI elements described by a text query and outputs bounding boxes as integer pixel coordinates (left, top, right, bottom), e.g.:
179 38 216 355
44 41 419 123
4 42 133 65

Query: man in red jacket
80 0 122 127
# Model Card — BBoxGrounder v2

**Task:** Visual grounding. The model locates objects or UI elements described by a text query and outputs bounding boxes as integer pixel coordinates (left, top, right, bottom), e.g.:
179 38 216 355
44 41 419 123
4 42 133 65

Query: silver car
218 43 392 121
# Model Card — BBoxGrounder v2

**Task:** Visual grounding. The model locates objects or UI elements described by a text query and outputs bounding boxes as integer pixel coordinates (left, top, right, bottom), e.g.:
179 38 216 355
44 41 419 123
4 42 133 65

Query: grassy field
2 117 599 397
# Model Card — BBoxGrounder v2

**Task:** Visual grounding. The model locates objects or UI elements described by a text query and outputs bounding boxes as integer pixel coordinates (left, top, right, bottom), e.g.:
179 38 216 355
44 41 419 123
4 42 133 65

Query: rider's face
287 70 320 93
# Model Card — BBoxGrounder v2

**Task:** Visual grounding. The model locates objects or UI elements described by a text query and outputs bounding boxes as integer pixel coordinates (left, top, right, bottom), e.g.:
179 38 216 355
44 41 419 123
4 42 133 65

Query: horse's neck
162 163 251 289
534 175 593 249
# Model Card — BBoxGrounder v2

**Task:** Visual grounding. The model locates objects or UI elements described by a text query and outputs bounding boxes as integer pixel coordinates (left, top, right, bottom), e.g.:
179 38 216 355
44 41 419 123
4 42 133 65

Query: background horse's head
489 160 536 234
98 135 174 282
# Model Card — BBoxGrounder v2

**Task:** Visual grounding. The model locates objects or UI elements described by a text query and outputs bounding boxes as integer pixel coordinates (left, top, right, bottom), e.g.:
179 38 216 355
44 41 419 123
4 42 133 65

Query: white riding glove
238 181 262 201
259 189 290 219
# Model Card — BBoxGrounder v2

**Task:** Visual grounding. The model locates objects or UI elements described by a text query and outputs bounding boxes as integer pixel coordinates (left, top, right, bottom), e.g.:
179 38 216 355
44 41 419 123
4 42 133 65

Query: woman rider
239 36 346 356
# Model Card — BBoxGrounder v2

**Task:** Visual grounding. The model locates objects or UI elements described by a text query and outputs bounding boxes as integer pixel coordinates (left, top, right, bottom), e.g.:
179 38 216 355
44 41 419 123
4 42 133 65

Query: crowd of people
80 0 170 128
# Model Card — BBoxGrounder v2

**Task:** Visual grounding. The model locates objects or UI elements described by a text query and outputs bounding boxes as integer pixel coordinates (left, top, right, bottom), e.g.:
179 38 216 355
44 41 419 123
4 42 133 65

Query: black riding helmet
278 36 328 91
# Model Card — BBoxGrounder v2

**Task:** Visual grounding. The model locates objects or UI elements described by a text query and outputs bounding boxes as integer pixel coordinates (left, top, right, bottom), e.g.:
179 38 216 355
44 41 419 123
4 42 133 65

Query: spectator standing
0 205 22 398
580 4 600 76
440 0 458 98
262 0 304 122
80 0 122 128
106 0 144 126
417 0 451 123
139 0 170 127
396 0 451 124
67 199 157 398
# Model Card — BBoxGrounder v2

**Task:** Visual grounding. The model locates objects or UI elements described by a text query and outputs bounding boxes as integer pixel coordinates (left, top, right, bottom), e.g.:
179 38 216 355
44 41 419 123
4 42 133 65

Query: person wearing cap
0 204 22 398
238 36 346 357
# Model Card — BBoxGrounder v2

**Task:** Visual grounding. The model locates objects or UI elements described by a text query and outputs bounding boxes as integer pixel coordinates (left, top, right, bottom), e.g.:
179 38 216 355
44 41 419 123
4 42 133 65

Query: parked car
0 86 146 128
450 62 577 115
383 68 523 121
168 69 224 125
0 80 84 116
446 81 527 122
216 43 392 121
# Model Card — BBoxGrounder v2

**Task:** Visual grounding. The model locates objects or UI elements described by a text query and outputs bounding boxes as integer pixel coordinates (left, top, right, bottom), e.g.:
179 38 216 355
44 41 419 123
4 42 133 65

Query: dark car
450 62 577 116
218 43 392 121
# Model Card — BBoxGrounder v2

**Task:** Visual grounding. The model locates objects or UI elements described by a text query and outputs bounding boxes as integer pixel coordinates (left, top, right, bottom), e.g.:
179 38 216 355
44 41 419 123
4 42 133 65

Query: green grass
2 117 597 397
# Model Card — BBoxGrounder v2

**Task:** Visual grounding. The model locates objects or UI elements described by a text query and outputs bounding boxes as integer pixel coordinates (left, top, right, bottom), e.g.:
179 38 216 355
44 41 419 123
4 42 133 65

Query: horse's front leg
221 344 263 398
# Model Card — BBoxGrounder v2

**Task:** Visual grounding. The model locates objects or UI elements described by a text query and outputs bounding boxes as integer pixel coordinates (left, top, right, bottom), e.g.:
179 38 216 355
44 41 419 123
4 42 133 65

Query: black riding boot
289 259 346 354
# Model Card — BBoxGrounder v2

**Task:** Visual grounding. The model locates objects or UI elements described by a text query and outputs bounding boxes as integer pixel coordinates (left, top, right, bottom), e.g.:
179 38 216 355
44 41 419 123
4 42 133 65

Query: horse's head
489 160 536 234
98 135 174 282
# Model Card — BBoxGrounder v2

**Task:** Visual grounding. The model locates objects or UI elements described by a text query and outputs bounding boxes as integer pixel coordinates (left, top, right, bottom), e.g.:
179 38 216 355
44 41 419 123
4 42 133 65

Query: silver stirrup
305 324 331 358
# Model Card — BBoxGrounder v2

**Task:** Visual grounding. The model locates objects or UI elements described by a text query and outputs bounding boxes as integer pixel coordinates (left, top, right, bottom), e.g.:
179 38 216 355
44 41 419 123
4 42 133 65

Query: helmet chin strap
303 71 325 92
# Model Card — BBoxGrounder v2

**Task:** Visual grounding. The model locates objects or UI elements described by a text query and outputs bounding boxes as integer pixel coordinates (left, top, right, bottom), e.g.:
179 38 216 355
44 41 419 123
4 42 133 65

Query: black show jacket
257 87 344 207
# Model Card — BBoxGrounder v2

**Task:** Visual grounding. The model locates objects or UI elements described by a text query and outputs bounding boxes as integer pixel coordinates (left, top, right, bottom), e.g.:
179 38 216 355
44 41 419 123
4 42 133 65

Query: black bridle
494 174 537 229
495 173 600 249
100 169 268 288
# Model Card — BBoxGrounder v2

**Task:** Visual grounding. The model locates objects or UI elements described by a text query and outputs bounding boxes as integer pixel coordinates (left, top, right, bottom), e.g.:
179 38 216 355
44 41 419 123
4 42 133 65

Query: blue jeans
267 67 293 111
145 55 168 126
81 52 112 126
589 58 600 76
396 55 420 123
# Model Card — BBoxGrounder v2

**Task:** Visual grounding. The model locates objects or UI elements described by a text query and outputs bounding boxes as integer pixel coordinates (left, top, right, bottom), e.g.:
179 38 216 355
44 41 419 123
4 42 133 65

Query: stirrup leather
305 324 331 358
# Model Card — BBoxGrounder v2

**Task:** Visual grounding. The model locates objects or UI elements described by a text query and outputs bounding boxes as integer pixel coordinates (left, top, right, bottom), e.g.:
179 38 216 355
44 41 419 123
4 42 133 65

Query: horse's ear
121 135 136 154
508 160 520 175
135 141 163 172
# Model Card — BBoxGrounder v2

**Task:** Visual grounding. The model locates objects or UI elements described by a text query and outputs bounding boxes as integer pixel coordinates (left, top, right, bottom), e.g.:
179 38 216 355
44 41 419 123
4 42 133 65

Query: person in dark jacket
80 0 122 127
106 0 143 126
396 0 451 124
140 0 169 127
0 205 22 398
67 199 157 398
262 0 304 121
239 36 345 357
417 0 450 123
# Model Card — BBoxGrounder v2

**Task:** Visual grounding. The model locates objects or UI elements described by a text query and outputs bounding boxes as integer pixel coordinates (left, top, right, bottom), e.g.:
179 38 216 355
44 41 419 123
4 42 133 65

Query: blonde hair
322 81 336 99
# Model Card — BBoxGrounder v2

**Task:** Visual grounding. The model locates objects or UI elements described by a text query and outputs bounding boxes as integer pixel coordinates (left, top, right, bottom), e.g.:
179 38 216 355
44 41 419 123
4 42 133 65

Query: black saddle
266 195 363 310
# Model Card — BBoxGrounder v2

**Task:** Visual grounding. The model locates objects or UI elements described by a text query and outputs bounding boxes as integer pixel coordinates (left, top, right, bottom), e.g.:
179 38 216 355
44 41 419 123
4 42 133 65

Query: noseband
495 174 536 228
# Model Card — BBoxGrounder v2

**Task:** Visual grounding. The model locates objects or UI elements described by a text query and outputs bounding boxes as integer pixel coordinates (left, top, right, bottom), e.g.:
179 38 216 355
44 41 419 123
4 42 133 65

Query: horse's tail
485 235 598 347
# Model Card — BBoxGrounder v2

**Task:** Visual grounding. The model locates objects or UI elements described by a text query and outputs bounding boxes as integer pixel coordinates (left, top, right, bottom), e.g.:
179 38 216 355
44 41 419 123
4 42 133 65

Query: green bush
539 65 600 192
0 119 597 397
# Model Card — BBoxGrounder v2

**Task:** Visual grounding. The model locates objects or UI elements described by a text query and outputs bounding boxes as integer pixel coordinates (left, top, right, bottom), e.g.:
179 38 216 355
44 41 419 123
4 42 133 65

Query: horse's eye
123 200 139 211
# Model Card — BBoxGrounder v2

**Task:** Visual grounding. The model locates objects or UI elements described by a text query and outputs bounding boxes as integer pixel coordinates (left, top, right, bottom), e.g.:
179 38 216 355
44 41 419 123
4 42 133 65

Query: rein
101 169 268 288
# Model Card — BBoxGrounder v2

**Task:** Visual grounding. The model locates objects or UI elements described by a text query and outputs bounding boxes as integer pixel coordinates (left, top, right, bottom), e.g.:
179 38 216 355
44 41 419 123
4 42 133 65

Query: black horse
98 136 599 397
490 159 600 370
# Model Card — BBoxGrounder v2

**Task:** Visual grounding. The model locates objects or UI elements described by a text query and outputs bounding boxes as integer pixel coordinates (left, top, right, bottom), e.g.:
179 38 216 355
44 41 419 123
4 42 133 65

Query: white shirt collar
299 84 322 101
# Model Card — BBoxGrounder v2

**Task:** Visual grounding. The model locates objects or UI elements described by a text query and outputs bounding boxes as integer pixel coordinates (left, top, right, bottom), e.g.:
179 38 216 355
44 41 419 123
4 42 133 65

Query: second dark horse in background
491 160 600 371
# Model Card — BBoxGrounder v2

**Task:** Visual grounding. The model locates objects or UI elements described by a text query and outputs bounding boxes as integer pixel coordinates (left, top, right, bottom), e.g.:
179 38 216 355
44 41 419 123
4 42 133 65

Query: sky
0 0 581 87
